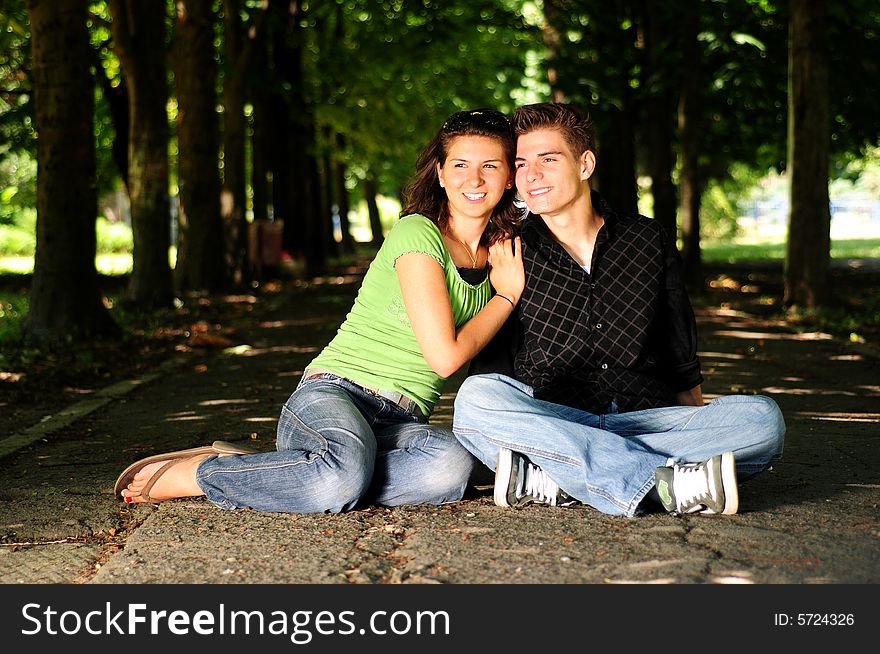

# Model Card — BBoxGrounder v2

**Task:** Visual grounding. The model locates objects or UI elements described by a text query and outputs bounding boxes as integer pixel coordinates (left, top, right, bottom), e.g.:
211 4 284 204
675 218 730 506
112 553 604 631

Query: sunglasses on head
442 109 511 133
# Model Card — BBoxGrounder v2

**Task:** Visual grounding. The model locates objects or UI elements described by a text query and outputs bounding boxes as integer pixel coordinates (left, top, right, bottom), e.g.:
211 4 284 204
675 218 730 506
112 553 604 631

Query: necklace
450 232 479 268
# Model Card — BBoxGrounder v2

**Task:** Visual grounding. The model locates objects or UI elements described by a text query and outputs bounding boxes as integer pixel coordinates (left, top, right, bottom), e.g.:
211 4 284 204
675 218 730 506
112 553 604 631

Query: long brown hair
400 109 521 244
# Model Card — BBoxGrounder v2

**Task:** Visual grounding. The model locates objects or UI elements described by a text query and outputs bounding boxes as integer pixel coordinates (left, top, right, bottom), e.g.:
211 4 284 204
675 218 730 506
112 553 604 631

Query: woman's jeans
453 374 786 517
196 374 475 513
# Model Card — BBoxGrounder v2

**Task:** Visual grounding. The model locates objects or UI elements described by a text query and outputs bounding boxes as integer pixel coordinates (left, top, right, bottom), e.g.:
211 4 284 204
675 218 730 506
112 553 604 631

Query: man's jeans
196 374 475 513
453 374 785 517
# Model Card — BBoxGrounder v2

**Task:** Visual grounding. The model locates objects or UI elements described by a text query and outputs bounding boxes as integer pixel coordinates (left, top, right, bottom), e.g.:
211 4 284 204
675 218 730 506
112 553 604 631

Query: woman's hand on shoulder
488 236 524 304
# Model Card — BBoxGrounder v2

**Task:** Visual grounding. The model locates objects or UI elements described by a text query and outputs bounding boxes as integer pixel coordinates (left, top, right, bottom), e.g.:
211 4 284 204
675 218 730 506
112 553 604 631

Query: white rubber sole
493 448 514 508
719 450 739 515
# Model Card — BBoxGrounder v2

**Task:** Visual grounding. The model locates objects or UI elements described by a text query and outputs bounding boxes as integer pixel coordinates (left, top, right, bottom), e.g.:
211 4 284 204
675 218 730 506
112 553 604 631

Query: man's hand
676 384 703 406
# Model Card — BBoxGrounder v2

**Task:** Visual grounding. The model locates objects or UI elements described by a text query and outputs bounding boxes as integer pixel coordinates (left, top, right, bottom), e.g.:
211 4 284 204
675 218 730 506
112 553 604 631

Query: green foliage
0 292 27 344
0 220 36 256
95 216 133 254
308 0 538 195
0 0 33 155
701 164 769 239
0 149 36 226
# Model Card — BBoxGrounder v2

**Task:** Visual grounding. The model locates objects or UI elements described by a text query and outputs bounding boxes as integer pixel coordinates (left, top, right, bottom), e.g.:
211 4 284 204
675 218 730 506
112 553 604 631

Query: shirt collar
522 190 618 245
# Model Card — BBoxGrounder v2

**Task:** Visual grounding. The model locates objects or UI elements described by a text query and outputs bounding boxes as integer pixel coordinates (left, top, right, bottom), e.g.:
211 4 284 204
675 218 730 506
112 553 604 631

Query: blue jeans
452 374 785 517
196 374 475 513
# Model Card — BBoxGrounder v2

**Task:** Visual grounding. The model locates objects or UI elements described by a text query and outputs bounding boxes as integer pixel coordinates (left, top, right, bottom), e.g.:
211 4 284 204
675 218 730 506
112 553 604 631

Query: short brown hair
512 103 595 159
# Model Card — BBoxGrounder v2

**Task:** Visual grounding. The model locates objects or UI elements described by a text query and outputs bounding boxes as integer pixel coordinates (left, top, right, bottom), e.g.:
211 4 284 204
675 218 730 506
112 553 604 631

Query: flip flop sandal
114 440 256 502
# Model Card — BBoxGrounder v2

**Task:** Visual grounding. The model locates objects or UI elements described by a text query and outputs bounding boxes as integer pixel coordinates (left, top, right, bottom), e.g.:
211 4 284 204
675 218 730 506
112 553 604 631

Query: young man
453 103 785 517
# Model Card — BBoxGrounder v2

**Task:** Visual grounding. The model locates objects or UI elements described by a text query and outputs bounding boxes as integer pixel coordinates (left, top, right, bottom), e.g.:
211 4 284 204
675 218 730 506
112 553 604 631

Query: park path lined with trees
2 1 880 341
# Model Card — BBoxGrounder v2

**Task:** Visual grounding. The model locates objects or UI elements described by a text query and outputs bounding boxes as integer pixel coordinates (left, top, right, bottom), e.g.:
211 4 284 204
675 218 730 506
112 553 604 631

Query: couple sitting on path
116 103 785 519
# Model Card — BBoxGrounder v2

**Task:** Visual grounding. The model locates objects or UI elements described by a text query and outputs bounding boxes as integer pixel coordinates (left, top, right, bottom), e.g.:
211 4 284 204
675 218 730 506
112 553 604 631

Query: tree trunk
334 132 355 253
173 0 226 293
678 9 704 293
641 0 678 239
109 0 174 307
362 178 384 247
250 20 271 226
595 105 638 214
25 0 117 339
592 5 638 213
281 4 324 277
784 0 831 309
321 145 339 258
94 61 129 187
542 0 567 102
250 92 270 224
222 0 248 287
222 0 269 287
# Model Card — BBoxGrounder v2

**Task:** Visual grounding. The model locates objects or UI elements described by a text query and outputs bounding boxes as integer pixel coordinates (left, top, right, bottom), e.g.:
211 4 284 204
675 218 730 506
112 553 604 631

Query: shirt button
601 363 608 370
595 323 602 329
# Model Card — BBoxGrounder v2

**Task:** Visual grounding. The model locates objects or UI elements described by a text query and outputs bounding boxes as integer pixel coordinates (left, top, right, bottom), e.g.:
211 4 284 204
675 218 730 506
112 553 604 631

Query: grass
701 237 880 263
0 254 133 275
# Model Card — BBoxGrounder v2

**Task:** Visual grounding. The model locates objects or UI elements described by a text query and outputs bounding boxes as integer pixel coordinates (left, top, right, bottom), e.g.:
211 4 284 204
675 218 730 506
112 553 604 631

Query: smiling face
437 135 513 223
514 129 595 218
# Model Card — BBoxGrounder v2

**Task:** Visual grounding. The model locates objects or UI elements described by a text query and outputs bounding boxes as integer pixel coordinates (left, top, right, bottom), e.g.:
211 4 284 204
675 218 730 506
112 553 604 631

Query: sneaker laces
672 461 716 513
519 462 562 506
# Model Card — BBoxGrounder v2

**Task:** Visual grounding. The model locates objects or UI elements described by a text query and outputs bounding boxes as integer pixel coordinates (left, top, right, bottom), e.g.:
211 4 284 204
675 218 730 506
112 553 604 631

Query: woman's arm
396 237 523 378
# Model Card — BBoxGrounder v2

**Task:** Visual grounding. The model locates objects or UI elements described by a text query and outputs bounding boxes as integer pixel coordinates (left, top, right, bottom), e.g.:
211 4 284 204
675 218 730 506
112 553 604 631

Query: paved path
1 276 878 585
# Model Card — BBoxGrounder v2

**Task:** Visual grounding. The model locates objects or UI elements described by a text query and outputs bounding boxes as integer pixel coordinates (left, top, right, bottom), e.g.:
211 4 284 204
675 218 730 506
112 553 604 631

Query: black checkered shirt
471 191 702 414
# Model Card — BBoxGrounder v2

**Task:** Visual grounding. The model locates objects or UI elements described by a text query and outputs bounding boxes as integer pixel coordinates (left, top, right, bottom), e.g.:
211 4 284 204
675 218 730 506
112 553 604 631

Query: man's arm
675 384 704 406
658 224 704 394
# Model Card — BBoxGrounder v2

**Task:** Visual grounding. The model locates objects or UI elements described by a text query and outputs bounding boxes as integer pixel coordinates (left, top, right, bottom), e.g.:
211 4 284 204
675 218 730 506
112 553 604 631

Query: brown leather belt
302 368 425 419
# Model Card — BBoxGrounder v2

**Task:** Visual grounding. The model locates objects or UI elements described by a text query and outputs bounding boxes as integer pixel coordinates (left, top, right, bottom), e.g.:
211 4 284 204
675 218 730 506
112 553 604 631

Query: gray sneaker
494 448 576 508
654 451 739 515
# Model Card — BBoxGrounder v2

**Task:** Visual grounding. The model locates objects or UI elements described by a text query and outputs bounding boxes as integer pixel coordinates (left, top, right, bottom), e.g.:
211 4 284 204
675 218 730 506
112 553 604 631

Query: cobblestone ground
1 274 878 585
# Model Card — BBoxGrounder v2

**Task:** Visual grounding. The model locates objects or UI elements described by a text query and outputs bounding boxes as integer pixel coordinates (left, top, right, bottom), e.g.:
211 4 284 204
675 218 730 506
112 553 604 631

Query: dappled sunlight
796 411 880 423
762 387 862 396
712 330 834 341
0 371 23 382
710 575 754 585
227 345 320 357
698 351 748 360
830 354 865 361
605 577 677 585
259 317 338 329
164 415 208 422
307 275 362 286
244 417 276 423
221 294 258 304
197 398 259 407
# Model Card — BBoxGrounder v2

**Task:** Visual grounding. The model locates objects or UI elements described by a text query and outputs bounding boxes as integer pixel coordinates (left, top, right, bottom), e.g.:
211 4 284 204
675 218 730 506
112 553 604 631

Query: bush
96 216 133 254
0 222 36 256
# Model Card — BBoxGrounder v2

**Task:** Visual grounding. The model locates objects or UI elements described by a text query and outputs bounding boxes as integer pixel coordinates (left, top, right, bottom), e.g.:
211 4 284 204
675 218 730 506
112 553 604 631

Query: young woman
115 109 524 513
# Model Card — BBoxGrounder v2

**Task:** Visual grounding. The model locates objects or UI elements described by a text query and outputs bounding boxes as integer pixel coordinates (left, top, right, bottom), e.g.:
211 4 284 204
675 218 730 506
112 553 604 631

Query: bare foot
121 454 211 503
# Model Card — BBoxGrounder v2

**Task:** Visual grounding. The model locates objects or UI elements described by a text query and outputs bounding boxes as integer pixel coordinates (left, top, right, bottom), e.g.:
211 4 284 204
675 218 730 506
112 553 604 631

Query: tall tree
109 0 174 307
542 1 639 212
362 178 383 247
222 0 269 286
678 7 704 292
333 132 355 254
173 0 226 292
784 0 831 309
639 0 679 238
24 0 117 338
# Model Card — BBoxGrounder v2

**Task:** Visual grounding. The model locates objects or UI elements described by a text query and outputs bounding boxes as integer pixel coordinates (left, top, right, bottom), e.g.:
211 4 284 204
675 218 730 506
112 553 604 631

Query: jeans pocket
277 403 329 453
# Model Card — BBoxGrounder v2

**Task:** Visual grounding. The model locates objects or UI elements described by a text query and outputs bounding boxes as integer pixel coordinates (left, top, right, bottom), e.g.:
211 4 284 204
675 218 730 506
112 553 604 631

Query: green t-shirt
307 214 492 416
